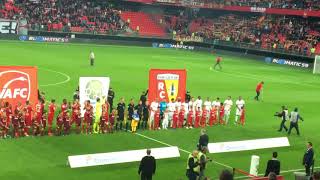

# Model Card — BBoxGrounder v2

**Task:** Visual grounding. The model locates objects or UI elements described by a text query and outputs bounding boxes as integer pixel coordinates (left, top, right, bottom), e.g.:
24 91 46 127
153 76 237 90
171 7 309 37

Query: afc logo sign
148 69 186 103
0 66 38 106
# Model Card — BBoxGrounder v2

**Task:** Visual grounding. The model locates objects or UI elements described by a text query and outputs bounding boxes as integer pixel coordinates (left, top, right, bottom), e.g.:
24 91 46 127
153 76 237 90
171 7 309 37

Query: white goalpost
313 55 320 74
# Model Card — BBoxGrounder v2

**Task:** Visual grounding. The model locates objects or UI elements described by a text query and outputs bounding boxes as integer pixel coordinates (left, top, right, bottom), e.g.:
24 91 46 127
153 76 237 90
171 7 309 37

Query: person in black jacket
135 100 143 129
116 98 125 131
198 129 209 150
186 150 200 180
303 142 314 176
127 98 135 132
108 88 115 112
138 149 156 180
264 152 280 176
275 106 288 132
140 90 148 105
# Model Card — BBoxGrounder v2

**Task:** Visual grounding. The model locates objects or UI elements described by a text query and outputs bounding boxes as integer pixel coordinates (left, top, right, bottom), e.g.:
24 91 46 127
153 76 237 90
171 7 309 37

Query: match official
116 98 125 131
138 149 156 180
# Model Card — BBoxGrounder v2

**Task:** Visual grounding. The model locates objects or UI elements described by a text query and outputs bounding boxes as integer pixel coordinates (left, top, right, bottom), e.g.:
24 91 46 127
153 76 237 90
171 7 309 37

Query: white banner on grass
208 137 290 153
79 77 110 116
68 146 180 168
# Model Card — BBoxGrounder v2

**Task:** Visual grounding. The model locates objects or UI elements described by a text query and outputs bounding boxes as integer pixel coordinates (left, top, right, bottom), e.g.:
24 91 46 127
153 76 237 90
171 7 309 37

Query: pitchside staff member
116 98 125 131
264 152 280 177
198 129 209 151
275 106 289 132
138 149 156 180
288 107 304 135
108 87 115 112
303 142 314 177
89 50 95 66
127 99 135 131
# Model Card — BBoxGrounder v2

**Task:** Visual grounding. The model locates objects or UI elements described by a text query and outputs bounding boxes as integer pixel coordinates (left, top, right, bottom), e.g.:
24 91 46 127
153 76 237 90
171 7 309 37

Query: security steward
186 150 200 180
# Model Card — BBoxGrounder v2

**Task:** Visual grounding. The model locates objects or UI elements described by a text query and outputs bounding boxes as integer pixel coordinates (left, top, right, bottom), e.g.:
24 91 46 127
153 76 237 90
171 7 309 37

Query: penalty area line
134 132 233 169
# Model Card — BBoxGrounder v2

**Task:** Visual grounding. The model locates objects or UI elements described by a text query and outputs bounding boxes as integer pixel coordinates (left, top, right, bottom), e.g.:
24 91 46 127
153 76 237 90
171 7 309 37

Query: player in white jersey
223 96 233 124
204 97 211 120
235 96 245 124
175 97 182 111
212 97 221 108
183 101 189 119
195 96 203 111
149 99 159 127
167 98 176 126
188 97 196 114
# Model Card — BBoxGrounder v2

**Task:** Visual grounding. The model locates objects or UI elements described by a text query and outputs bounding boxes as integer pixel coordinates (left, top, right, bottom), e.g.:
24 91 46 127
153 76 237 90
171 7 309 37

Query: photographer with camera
274 106 289 132
198 147 212 180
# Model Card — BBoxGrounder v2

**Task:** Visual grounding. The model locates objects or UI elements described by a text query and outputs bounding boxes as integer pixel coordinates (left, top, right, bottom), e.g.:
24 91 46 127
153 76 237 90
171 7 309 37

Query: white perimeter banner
68 146 180 168
208 137 290 153
79 77 110 116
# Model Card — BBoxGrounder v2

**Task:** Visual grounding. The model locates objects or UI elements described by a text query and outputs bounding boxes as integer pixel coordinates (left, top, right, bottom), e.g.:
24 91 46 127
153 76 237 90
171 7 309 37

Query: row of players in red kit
149 102 246 131
0 99 115 138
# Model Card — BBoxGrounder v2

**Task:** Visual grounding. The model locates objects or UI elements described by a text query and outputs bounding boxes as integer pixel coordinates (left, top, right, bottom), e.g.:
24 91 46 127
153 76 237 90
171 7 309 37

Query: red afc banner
0 66 38 107
148 69 187 102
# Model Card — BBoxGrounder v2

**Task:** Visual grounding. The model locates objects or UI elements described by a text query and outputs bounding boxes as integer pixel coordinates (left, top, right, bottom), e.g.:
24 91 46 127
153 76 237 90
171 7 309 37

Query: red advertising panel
0 66 38 107
148 69 186 103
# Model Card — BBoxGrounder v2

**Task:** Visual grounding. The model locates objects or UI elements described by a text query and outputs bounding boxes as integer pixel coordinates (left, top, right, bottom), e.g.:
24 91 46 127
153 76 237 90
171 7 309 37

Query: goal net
313 55 320 74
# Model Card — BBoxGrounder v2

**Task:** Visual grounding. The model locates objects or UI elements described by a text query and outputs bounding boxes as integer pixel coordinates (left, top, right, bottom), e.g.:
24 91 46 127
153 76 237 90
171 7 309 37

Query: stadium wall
0 31 313 64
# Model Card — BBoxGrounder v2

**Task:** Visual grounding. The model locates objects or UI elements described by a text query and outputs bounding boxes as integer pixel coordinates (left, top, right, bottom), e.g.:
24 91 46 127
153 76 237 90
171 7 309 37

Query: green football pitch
0 41 319 180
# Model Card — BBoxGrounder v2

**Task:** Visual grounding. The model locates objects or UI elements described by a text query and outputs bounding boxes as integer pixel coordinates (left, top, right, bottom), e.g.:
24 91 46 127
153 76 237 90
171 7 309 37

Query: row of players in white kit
149 96 245 126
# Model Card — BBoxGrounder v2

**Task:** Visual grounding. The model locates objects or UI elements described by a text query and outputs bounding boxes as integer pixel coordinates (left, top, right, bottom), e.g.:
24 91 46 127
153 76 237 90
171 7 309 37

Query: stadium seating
120 11 166 37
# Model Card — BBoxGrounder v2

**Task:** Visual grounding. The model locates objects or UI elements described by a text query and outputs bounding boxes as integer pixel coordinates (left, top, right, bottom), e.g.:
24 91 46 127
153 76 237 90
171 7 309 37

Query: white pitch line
38 67 71 87
134 132 233 169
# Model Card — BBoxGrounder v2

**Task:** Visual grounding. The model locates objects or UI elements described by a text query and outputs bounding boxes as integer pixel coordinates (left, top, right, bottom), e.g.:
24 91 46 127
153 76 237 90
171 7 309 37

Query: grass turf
0 41 319 180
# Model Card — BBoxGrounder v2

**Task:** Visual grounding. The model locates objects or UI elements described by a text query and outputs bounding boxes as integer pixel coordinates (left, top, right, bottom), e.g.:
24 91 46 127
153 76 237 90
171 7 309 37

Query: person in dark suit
264 152 280 176
303 142 314 176
138 149 156 180
198 129 209 150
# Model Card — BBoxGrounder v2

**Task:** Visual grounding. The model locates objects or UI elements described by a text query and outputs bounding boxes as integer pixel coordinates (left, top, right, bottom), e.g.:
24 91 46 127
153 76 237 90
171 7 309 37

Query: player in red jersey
219 103 225 125
12 109 20 138
254 81 264 101
172 108 179 129
201 107 207 128
71 99 81 133
240 106 246 126
100 101 109 133
34 100 44 127
209 106 217 126
3 102 12 135
83 100 93 134
213 56 222 70
56 112 64 136
178 105 185 128
109 109 116 133
24 101 33 135
0 108 9 138
154 109 161 130
40 110 47 136
63 112 71 135
186 107 194 129
195 107 201 128
47 99 56 136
